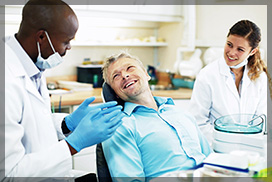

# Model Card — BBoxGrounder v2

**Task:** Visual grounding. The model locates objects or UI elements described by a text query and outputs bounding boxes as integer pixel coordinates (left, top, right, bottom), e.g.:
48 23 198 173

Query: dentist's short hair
102 51 146 83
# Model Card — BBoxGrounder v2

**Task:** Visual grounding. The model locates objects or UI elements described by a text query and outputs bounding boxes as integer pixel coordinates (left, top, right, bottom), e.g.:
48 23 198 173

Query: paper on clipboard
203 153 249 172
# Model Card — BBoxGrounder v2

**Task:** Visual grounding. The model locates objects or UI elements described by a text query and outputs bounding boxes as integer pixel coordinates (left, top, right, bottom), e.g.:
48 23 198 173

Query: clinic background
3 2 270 175
4 4 267 78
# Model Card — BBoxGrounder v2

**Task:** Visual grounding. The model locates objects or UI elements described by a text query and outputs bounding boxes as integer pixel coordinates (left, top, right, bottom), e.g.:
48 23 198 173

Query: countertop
50 88 192 107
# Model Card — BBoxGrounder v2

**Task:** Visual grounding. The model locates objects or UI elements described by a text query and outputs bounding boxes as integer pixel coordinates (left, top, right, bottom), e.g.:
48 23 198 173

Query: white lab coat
189 56 267 144
2 36 80 180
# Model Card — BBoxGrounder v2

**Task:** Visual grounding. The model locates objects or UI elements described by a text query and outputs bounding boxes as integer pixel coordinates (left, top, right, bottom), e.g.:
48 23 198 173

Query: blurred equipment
147 65 158 85
57 80 93 91
171 77 195 89
82 57 104 65
47 82 57 90
174 48 203 78
203 47 224 65
212 114 267 156
77 65 103 88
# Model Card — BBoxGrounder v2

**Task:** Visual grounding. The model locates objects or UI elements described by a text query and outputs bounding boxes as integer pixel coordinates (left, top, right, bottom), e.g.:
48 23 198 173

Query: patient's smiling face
107 57 151 102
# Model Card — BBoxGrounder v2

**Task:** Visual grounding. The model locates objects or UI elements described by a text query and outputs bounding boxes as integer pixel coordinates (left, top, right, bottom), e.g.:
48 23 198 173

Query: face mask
35 31 63 69
229 53 251 69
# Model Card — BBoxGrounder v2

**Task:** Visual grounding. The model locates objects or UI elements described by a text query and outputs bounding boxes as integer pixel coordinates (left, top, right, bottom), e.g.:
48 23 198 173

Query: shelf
71 41 168 47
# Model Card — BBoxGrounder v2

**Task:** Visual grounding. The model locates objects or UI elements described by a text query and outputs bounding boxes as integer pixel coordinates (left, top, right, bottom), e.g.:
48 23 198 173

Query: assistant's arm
256 72 267 116
189 72 212 126
188 72 214 144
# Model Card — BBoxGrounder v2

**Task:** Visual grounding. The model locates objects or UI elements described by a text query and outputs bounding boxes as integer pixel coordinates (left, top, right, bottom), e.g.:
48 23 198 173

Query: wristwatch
61 117 71 134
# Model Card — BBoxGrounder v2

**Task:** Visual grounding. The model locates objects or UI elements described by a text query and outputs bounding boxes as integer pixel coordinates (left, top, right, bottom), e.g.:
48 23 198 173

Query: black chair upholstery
96 143 112 182
102 82 125 108
96 82 125 182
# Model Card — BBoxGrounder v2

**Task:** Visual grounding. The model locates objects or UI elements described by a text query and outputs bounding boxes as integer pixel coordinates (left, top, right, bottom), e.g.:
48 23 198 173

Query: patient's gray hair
102 51 145 83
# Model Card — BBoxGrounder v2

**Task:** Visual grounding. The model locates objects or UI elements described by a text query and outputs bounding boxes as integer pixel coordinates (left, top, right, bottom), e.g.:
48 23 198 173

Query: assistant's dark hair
227 20 267 81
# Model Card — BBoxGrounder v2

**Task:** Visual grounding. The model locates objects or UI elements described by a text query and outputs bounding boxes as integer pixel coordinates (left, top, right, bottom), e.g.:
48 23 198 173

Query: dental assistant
189 20 268 144
3 0 124 180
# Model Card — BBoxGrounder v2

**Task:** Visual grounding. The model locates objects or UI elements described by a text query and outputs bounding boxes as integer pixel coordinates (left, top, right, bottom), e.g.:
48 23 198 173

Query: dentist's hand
65 97 120 131
65 104 125 152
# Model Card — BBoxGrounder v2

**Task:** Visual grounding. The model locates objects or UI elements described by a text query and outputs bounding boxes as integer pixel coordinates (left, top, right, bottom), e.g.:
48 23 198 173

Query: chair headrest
102 82 125 107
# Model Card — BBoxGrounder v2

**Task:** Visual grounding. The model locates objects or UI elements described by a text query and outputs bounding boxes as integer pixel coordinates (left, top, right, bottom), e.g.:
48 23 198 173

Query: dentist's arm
65 103 125 154
61 97 125 154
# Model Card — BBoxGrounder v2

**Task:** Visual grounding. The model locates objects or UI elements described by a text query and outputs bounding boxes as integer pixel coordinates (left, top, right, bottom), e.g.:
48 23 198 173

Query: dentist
189 20 268 144
3 0 124 180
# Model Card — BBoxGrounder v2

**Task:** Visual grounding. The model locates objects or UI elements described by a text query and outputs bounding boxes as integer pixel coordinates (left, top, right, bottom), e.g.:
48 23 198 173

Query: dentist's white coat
189 56 267 144
2 36 73 179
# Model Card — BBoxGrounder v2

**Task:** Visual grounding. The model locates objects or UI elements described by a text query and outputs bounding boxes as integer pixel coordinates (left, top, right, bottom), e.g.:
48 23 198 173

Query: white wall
4 4 267 76
157 5 267 72
158 21 184 72
196 5 267 53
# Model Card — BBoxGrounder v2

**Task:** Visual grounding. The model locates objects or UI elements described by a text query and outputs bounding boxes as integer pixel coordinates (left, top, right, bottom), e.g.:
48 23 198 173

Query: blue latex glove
65 105 125 152
65 97 119 131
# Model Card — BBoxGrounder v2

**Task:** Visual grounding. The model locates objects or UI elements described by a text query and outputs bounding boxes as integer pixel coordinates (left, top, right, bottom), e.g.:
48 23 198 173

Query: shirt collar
123 96 175 116
5 34 41 78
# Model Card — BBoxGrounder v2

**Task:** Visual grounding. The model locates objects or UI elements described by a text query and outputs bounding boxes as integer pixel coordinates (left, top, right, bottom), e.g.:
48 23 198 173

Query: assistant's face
42 14 79 58
107 58 151 102
224 34 253 67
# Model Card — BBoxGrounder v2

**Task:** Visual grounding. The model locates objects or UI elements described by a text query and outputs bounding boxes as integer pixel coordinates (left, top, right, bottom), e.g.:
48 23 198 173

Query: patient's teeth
125 81 135 88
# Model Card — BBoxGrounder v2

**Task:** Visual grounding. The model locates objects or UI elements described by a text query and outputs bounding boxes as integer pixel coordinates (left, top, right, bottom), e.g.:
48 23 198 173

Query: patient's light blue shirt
102 97 212 181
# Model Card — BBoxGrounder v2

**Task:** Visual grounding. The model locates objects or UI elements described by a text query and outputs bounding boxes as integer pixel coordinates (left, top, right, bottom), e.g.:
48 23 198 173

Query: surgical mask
229 53 251 69
35 31 63 69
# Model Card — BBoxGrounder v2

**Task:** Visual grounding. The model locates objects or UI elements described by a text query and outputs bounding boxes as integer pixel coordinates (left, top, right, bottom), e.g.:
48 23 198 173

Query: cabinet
139 5 183 17
5 5 182 67
66 5 181 67
70 5 183 22
5 4 183 24
87 5 138 14
71 41 167 47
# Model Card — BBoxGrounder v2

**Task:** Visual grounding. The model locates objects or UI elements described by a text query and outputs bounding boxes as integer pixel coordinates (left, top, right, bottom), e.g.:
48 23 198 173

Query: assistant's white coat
189 56 267 144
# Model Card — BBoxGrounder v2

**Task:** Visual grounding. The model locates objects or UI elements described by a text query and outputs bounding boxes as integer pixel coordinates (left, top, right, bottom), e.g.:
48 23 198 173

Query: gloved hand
65 97 120 131
65 105 125 152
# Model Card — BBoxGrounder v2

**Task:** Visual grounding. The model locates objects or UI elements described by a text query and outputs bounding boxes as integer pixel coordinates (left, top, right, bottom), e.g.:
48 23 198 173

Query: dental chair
96 143 111 182
101 82 125 107
96 82 124 182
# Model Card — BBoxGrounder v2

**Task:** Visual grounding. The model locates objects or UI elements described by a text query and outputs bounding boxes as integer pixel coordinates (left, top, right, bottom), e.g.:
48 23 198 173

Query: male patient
101 52 213 181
